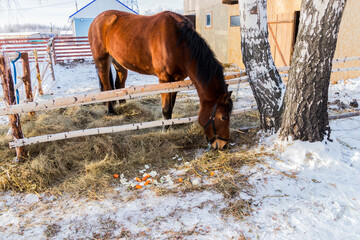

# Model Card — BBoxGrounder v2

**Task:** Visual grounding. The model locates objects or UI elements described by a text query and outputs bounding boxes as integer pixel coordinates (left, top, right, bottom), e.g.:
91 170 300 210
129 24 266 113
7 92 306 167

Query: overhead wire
0 1 75 12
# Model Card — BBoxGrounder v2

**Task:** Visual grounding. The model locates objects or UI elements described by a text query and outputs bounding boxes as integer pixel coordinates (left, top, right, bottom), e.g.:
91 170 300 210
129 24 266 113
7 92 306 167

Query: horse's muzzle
211 139 229 150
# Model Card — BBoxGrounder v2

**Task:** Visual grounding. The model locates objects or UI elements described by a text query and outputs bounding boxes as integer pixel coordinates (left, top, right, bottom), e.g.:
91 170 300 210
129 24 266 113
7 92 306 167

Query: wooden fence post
0 56 26 162
20 52 35 116
33 49 43 95
50 37 57 64
48 39 56 81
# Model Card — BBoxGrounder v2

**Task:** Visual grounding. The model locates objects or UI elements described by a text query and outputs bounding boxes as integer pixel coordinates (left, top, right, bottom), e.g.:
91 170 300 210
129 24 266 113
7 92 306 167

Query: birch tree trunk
280 0 347 142
239 0 286 131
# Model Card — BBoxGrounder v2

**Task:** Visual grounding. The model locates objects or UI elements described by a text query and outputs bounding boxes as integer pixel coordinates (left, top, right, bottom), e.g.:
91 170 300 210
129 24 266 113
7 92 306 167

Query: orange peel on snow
142 174 151 181
135 185 142 189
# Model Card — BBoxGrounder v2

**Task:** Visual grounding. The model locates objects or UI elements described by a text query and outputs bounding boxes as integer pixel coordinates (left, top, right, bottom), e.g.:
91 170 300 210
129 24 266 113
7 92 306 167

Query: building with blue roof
69 0 138 37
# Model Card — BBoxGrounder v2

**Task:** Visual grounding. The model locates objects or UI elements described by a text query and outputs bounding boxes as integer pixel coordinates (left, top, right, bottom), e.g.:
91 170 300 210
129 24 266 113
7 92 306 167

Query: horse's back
89 11 188 78
89 10 183 53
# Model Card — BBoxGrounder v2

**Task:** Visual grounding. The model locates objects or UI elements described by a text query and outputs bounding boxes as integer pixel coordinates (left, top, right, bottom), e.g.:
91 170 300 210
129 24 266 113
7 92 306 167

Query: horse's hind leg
112 60 128 104
94 55 116 114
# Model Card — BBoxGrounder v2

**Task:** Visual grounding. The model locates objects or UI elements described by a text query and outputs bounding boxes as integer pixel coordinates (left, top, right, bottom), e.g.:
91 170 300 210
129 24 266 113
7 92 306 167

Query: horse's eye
221 115 228 121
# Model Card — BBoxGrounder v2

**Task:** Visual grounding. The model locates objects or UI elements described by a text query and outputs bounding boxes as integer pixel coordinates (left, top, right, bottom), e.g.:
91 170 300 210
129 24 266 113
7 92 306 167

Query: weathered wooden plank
0 56 26 161
20 52 35 116
9 108 254 148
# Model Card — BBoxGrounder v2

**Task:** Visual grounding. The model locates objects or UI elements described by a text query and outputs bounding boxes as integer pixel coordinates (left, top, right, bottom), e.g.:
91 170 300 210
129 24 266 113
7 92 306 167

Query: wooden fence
52 36 92 64
0 37 92 64
0 54 34 160
0 54 252 160
0 38 50 61
1 52 360 161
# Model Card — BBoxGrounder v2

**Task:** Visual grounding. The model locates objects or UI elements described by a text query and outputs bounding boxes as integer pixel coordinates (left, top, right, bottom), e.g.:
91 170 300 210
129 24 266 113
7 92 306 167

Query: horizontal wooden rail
332 56 360 64
55 53 92 57
1 51 47 59
329 111 360 120
51 47 92 51
54 40 89 43
9 108 254 148
0 80 194 115
9 104 360 148
53 43 90 47
0 37 50 42
332 67 360 72
0 41 49 45
0 76 252 116
54 36 88 39
268 20 294 24
278 67 360 74
0 71 291 116
55 50 92 53
55 54 93 59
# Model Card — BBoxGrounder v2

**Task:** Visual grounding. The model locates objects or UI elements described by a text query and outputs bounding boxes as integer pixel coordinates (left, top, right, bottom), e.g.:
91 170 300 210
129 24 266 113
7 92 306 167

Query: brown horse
88 10 233 149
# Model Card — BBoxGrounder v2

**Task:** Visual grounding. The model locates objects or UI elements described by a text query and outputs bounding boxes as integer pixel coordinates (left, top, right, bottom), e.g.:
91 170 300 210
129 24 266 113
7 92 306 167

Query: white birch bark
239 0 286 131
280 0 347 142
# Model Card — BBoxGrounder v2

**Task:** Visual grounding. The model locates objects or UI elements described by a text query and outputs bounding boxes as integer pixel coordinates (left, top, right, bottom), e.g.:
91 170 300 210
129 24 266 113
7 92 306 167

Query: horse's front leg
161 92 177 119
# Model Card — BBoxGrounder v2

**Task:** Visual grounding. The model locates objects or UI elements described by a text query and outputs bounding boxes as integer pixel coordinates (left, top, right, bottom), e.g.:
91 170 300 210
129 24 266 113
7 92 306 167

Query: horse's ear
223 91 232 103
226 91 233 100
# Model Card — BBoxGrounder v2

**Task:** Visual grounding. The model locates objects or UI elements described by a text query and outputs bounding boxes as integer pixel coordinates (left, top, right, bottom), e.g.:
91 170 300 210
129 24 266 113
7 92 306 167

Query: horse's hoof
118 99 126 105
107 108 117 115
162 125 170 133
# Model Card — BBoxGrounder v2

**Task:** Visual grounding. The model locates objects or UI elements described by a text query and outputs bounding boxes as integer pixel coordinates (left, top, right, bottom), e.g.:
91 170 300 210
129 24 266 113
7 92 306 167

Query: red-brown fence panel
0 36 94 63
0 38 50 61
52 36 93 64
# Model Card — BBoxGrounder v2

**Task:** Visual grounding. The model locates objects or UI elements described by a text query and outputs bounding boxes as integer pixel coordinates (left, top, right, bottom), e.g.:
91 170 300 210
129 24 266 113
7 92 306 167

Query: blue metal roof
69 0 138 19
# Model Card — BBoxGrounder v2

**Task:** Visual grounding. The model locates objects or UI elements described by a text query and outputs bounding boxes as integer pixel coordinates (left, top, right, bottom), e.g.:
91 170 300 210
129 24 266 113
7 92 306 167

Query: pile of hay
0 95 260 196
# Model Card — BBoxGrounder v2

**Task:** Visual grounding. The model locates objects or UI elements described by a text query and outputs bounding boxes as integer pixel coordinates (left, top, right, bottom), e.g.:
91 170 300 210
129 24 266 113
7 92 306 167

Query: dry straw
0 95 262 197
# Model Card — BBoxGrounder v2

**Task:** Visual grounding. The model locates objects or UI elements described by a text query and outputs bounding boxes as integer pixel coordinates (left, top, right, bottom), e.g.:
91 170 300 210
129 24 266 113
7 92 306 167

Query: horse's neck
185 60 226 107
188 76 221 105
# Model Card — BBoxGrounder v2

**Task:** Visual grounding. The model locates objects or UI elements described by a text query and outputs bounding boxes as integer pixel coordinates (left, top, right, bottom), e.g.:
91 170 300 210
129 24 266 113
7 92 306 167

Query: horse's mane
169 12 226 92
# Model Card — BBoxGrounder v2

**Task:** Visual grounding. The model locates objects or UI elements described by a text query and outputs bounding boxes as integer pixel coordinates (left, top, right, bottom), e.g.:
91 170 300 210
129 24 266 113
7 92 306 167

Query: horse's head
199 91 233 150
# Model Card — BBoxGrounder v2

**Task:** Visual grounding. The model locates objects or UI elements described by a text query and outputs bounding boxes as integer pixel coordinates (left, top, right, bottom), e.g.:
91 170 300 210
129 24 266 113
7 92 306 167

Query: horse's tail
109 67 115 90
96 65 115 91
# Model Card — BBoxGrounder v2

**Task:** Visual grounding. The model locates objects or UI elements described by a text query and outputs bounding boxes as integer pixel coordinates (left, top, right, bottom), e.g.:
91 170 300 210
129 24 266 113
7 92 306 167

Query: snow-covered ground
1 62 360 239
1 115 359 239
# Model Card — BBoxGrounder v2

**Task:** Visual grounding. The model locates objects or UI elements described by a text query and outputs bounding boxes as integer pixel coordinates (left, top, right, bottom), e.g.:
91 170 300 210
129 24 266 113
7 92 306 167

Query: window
206 13 212 27
230 15 240 27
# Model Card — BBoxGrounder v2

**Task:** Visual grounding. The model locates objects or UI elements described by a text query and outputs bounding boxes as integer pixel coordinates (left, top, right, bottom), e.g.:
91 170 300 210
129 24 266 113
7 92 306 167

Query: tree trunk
239 0 285 131
280 0 347 142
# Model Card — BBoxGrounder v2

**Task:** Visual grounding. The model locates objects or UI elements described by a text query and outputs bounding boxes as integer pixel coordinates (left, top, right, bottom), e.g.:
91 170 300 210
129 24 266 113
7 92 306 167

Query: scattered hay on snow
0 95 261 207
